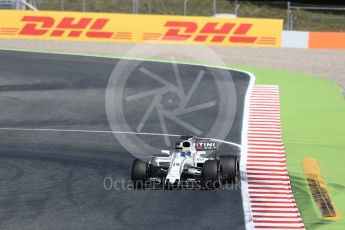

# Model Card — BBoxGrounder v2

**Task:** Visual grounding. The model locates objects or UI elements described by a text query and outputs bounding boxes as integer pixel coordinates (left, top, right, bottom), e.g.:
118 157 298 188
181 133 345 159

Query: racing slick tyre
219 155 239 183
131 159 148 189
202 160 221 189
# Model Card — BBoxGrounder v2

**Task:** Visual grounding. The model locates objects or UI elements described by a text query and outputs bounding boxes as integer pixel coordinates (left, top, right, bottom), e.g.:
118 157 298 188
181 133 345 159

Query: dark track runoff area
0 50 250 230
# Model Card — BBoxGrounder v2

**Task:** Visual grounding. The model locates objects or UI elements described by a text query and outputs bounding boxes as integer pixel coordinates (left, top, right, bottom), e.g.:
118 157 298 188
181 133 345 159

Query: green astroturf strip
0 48 344 229
228 65 345 230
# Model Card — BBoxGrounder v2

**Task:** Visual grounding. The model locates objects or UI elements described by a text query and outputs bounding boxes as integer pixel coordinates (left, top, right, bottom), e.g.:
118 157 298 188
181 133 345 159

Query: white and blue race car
131 136 239 189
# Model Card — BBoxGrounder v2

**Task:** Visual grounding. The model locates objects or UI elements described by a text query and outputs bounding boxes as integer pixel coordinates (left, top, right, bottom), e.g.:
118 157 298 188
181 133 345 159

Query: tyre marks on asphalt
247 85 305 230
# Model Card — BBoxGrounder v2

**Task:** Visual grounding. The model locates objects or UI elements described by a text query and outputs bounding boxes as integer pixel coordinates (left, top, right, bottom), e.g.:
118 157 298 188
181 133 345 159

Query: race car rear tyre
131 159 148 189
202 160 221 189
219 156 239 183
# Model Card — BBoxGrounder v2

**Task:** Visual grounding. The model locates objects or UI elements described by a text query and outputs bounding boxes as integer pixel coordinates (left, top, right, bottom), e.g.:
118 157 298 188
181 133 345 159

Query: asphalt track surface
0 50 250 230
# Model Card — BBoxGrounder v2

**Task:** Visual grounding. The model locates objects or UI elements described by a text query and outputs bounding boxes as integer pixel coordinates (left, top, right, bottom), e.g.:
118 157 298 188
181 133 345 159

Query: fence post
15 0 20 9
212 0 216 16
82 0 86 12
60 0 64 11
148 0 152 14
286 1 291 30
234 0 240 16
133 0 136 14
184 0 189 16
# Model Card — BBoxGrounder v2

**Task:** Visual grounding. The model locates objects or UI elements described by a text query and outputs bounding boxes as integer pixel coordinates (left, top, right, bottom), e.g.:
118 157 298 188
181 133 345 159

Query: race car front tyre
219 156 239 183
202 160 221 189
131 159 148 189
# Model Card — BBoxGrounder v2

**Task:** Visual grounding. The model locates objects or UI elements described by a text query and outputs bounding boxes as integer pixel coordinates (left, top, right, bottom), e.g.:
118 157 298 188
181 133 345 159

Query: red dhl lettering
16 16 264 44
19 16 113 38
162 21 258 43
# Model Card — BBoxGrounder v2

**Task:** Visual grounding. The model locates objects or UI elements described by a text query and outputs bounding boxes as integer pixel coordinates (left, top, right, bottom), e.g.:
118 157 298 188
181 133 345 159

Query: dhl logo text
162 21 257 43
17 16 259 44
19 16 113 38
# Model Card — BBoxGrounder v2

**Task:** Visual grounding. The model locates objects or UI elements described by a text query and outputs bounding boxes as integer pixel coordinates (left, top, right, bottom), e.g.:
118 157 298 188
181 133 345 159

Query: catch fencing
286 2 345 31
1 1 345 32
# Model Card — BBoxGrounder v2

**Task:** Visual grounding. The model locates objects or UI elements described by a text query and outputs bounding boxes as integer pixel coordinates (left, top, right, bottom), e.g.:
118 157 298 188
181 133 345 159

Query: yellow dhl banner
0 10 283 47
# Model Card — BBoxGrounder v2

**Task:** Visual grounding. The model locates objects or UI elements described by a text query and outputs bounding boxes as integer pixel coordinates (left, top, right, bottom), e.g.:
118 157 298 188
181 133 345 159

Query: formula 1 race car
131 136 239 189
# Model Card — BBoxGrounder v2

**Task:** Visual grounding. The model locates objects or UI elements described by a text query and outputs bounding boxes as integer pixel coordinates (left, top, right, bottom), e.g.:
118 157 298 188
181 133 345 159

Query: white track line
250 197 295 200
248 149 285 153
251 207 299 211
248 175 289 179
247 171 288 175
0 127 181 136
0 127 243 149
238 68 256 230
248 185 292 189
253 223 304 227
248 138 283 142
246 166 288 171
252 213 301 217
248 145 284 149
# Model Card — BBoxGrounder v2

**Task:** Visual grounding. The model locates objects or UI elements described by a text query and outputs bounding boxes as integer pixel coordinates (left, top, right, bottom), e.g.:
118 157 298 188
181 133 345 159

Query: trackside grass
230 64 345 230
